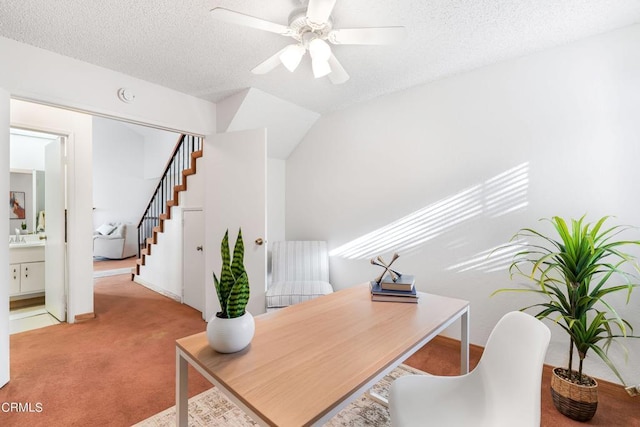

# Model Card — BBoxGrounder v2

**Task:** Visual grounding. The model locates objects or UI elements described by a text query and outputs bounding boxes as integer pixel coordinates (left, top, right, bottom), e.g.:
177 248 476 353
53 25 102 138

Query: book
370 281 417 297
370 281 419 303
371 294 419 303
380 274 415 291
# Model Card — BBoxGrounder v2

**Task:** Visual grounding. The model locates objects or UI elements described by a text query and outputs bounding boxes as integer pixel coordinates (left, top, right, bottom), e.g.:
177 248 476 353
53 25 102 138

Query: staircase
134 134 203 278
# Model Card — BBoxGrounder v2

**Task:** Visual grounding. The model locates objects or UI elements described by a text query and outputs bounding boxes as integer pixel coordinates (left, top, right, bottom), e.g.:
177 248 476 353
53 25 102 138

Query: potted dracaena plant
206 228 255 353
493 215 640 421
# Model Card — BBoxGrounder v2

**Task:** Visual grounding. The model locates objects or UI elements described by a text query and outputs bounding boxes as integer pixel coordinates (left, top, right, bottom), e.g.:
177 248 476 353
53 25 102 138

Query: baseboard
133 276 182 302
431 334 484 354
74 312 96 322
431 335 632 399
93 268 134 278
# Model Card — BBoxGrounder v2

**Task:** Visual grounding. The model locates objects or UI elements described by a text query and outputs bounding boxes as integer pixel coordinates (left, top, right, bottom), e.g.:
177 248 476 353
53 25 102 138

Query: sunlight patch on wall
329 163 529 260
446 241 526 273
484 163 529 217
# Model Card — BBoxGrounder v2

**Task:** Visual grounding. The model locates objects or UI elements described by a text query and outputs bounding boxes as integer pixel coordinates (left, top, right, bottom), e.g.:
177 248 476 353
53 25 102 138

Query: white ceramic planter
206 311 255 353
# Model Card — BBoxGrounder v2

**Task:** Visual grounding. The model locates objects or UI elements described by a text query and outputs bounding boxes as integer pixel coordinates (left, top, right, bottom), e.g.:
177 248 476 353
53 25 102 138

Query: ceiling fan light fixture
308 38 331 61
280 44 306 72
309 38 332 78
312 58 332 78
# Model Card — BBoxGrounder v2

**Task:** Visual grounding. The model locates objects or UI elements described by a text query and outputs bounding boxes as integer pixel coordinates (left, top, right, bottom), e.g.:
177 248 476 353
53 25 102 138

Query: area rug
133 364 425 426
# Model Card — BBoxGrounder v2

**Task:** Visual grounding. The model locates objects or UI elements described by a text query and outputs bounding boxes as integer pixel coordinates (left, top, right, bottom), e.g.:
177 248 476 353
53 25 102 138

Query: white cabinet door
21 262 45 293
183 209 204 315
9 264 20 295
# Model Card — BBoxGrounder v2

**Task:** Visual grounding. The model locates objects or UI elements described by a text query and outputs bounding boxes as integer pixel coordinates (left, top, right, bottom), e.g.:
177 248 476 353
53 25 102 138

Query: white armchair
389 311 551 427
93 222 137 259
266 241 334 309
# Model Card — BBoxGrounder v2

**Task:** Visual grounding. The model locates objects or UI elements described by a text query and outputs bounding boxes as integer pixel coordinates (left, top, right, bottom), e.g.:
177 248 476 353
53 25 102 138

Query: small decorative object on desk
370 253 418 303
371 252 401 284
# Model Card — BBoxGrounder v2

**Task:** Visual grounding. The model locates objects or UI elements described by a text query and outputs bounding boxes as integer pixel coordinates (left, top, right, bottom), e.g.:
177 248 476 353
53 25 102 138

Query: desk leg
461 308 469 374
176 348 188 427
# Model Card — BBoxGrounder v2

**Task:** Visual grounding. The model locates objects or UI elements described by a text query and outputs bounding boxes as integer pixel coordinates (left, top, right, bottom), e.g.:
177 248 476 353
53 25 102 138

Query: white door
0 88 10 387
204 129 267 320
183 209 204 316
45 138 67 322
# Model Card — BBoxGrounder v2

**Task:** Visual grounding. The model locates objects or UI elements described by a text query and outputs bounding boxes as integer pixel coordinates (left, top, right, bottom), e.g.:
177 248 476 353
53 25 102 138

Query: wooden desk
176 283 469 426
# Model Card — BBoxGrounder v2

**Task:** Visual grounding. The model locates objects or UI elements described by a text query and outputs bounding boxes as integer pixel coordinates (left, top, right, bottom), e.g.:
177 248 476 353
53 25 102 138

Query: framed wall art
10 191 26 220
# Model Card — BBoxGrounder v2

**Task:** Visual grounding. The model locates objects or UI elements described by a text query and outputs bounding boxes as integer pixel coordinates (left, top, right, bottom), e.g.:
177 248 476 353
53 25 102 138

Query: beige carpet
134 364 424 426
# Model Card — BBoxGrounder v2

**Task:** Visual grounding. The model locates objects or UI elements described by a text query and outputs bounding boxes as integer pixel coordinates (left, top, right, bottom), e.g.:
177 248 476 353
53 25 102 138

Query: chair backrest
271 241 330 283
476 311 551 426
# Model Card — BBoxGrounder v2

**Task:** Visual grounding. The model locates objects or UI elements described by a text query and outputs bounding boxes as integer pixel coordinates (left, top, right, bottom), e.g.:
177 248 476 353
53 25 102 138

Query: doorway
90 116 179 280
9 128 67 333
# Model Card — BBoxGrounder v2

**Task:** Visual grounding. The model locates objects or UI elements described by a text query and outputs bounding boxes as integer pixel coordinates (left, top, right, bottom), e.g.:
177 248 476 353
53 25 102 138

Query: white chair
266 241 334 309
389 311 551 427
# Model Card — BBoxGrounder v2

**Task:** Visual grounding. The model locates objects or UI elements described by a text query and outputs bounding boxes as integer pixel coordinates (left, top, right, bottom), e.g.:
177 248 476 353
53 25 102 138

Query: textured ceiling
1 1 639 114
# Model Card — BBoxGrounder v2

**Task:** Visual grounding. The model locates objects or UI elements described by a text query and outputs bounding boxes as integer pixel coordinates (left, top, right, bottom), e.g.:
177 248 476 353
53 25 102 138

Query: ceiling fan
210 0 406 84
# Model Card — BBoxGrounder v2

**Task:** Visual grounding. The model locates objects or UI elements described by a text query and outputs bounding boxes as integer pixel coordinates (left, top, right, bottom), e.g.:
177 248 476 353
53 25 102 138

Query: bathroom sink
9 241 45 248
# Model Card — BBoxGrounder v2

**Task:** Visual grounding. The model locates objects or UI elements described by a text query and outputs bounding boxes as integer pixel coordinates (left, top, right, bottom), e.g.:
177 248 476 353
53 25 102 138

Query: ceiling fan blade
251 47 289 75
329 27 407 45
210 7 290 35
327 54 349 85
306 0 337 25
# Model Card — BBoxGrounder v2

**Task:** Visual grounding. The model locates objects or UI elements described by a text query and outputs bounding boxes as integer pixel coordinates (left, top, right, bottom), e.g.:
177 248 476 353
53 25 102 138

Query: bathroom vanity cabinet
9 244 45 297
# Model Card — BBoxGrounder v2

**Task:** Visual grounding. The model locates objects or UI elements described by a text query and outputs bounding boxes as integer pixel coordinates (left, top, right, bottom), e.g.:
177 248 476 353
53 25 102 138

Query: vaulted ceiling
1 1 639 115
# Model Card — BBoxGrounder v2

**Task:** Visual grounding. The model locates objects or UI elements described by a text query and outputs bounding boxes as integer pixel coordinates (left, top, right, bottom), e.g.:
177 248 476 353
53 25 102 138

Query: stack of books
370 274 417 303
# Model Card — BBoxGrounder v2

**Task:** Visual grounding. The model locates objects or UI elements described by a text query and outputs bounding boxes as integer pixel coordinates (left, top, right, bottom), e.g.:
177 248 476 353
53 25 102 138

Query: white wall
92 117 149 227
0 37 216 135
9 133 49 170
224 88 320 159
286 24 640 386
93 117 180 229
143 130 180 180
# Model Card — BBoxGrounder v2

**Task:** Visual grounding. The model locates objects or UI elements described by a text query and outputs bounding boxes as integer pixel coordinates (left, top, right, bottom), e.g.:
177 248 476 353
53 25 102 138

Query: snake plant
213 228 250 318
494 215 640 385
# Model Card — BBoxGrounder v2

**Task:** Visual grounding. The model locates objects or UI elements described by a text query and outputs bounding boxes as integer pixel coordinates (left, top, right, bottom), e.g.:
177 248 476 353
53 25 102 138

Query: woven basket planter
550 367 598 422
